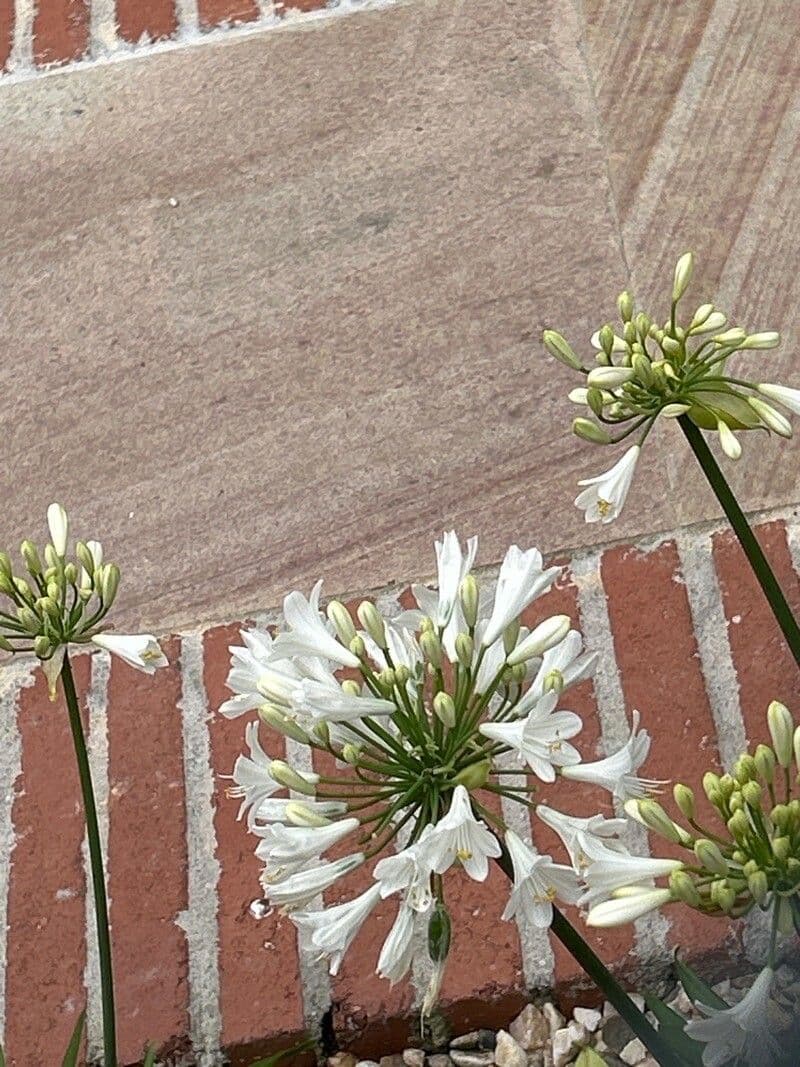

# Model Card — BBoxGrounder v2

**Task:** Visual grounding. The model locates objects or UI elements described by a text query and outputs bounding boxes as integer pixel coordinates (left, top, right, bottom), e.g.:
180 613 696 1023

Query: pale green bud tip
617 291 634 322
768 700 794 767
357 600 387 649
694 839 729 877
269 760 318 795
673 783 695 821
586 366 635 389
420 630 442 669
101 564 120 605
772 835 791 862
341 679 361 697
433 692 456 728
46 502 69 557
741 331 780 350
459 575 479 628
637 799 683 844
285 802 330 828
542 330 583 371
754 743 776 784
33 635 52 658
452 759 491 789
672 252 694 303
20 540 41 574
747 870 769 905
717 420 742 461
327 600 357 645
507 614 570 666
741 780 762 807
258 705 309 744
341 743 361 765
713 327 747 346
0 552 11 578
748 397 793 438
455 632 474 668
348 634 366 658
669 870 700 907
572 418 611 445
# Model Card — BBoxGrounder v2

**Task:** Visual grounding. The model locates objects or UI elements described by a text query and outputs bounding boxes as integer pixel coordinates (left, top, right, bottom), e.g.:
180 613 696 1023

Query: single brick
278 0 328 13
712 520 800 740
602 541 732 961
198 0 260 30
5 659 89 1066
33 0 88 66
204 623 304 1050
106 638 189 1062
0 0 12 71
116 0 178 44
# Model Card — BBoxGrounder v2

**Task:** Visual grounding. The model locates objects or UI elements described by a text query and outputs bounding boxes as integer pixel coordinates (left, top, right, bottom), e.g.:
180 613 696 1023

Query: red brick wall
1 516 798 1064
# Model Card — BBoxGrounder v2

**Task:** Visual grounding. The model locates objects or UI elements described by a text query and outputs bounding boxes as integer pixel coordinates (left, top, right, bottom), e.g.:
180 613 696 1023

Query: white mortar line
8 0 34 73
675 532 746 770
786 513 800 587
571 551 672 967
176 633 224 1067
90 0 119 56
83 650 112 1063
176 0 200 39
0 659 35 1046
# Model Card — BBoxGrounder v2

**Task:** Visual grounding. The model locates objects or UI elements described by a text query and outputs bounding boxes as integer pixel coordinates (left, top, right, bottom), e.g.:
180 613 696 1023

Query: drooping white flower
41 645 66 702
219 627 283 718
580 852 683 906
586 887 674 927
263 853 364 909
758 382 800 416
374 826 435 912
521 631 598 708
479 692 582 782
294 677 396 722
482 545 561 648
502 829 581 928
684 966 778 1067
535 804 628 875
91 633 168 674
574 445 640 524
422 785 501 881
252 797 347 825
434 530 478 627
255 817 360 865
293 883 383 975
377 901 416 984
47 502 69 556
560 710 661 801
227 721 280 826
271 581 360 669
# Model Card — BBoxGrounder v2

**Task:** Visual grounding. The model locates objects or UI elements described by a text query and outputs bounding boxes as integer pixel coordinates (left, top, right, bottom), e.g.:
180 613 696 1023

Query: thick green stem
493 851 685 1067
679 416 800 671
61 653 117 1067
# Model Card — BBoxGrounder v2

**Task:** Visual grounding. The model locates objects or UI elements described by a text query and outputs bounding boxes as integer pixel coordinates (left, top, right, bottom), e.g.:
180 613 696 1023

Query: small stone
667 988 692 1016
449 1054 494 1067
328 1055 358 1067
428 1058 453 1067
542 1002 566 1036
525 1053 545 1067
619 1038 647 1065
551 1029 576 1067
357 1062 380 1067
451 1032 482 1050
601 1014 634 1054
572 1007 602 1033
510 1005 550 1052
380 1057 406 1067
168 197 179 207
494 1030 526 1067
602 1001 616 1020
403 1051 426 1067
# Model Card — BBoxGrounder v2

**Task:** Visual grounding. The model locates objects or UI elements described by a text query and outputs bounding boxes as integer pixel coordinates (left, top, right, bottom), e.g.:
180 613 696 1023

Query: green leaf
688 387 761 430
675 955 729 1011
0 1041 5 1067
142 1044 158 1067
61 1012 86 1067
644 993 705 1066
249 1036 316 1066
575 1049 610 1067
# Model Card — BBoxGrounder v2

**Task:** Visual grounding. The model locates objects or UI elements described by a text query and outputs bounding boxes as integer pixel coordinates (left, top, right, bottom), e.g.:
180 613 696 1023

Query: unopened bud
768 701 794 767
0 635 13 653
0 552 11 578
341 743 361 765
258 705 309 744
433 692 456 728
660 402 691 418
357 601 387 650
694 839 729 878
327 600 356 645
623 321 637 345
729 790 744 813
33 635 52 659
269 760 318 795
672 252 694 303
733 754 757 784
772 836 791 862
727 809 750 842
717 420 742 461
44 544 59 570
637 799 683 844
507 614 570 666
661 336 682 357
101 564 120 606
452 759 491 790
673 784 696 821
747 870 769 906
715 883 737 914
341 679 361 697
572 418 611 445
75 541 95 576
510 662 527 685
63 563 77 585
455 633 474 668
14 577 34 602
689 303 714 330
459 575 479 628
748 397 793 438
37 597 61 623
586 366 635 389
17 607 40 632
542 330 583 371
285 802 331 828
754 744 776 785
395 664 410 687
771 804 790 832
427 899 451 964
586 387 605 417
631 352 653 385
420 630 442 670
741 780 762 808
741 331 780 350
312 721 330 746
348 634 366 659
713 327 747 347
503 618 520 656
543 668 564 695
46 581 60 601
718 774 736 799
617 291 634 322
20 541 41 575
378 667 396 691
669 870 700 907
598 323 615 356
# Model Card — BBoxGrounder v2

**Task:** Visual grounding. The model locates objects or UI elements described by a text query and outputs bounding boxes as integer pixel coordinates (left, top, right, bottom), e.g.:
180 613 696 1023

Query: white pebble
572 1006 602 1033
620 1037 647 1065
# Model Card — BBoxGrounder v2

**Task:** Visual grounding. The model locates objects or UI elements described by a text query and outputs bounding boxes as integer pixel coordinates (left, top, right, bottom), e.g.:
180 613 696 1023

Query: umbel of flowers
541 252 800 524
223 532 665 1003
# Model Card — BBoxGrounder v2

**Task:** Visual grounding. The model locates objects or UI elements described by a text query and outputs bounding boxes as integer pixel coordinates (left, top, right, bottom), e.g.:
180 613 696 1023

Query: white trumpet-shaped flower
520 631 598 709
502 830 581 928
219 628 282 718
374 826 435 912
434 530 478 627
271 581 361 669
294 883 383 975
482 545 561 648
575 445 640 524
422 786 501 881
758 382 800 416
580 853 683 906
479 692 582 782
91 633 168 674
227 721 280 827
255 817 359 865
294 677 396 722
685 966 778 1067
560 710 661 801
263 854 364 909
47 502 69 556
586 888 674 927
377 902 416 984
535 804 628 875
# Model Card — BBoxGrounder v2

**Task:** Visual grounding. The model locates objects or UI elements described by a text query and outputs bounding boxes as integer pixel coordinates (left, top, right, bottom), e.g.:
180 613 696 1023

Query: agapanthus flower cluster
0 503 167 695
541 252 800 524
587 700 800 935
222 532 662 1000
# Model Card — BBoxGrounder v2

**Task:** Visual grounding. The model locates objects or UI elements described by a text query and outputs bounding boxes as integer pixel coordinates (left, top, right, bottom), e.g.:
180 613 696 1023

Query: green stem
61 653 117 1067
679 416 800 671
492 850 686 1067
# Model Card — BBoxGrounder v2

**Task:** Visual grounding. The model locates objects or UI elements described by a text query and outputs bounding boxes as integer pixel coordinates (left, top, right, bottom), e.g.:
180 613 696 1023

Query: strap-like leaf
61 1012 86 1067
0 1041 5 1067
142 1044 157 1066
575 1049 609 1067
644 993 705 1066
675 955 729 1011
249 1036 316 1066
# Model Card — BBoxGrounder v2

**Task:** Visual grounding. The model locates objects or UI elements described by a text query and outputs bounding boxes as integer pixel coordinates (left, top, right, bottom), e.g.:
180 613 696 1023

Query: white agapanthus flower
560 710 661 801
685 966 779 1067
574 445 640 524
579 853 683 906
223 533 663 1009
90 633 169 674
535 804 628 875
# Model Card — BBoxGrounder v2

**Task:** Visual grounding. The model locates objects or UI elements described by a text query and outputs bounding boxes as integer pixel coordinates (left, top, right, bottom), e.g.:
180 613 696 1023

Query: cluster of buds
541 253 800 523
0 504 167 695
588 700 800 934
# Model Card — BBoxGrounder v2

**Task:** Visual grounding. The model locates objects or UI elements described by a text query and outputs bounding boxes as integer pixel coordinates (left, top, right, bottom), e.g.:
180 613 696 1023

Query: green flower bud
727 809 750 842
357 601 387 650
452 759 491 790
43 544 59 570
0 572 15 596
733 754 757 784
543 668 564 695
586 387 605 417
75 541 95 576
542 330 583 372
14 577 34 603
623 320 637 345
669 870 700 907
713 327 747 347
285 802 330 828
419 615 434 634
728 790 744 813
673 783 696 821
572 418 611 445
510 662 527 685
694 839 729 878
741 780 762 808
689 303 714 330
459 576 479 629
631 352 653 386
768 701 794 768
36 597 61 624
394 664 410 687
33 635 52 659
427 899 451 964
771 804 790 831
711 880 736 914
0 634 13 653
718 774 736 799
617 291 634 322
269 759 317 795
703 771 721 801
101 564 120 606
731 849 748 865
378 667 396 691
661 336 682 357
599 323 615 356
740 332 780 350
503 618 521 656
63 563 77 585
326 600 357 645
258 705 309 744
433 692 456 728
341 743 361 765
341 679 361 697
637 799 683 844
772 836 791 862
0 552 11 578
747 870 769 906
16 606 40 632
455 633 474 668
312 721 330 746
787 858 800 879
754 744 776 785
420 630 442 670
742 859 759 878
20 541 41 575
348 634 366 659
672 252 694 303
46 582 60 601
